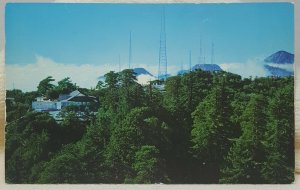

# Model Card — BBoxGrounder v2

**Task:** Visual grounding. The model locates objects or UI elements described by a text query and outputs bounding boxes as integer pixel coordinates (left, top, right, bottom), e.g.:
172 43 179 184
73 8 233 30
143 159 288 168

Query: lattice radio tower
189 50 192 72
158 8 167 79
199 38 202 64
211 42 215 65
118 54 121 72
129 31 132 69
199 39 206 64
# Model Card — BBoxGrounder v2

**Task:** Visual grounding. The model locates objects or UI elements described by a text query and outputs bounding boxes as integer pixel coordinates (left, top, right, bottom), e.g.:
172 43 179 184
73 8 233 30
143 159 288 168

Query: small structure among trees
32 90 97 120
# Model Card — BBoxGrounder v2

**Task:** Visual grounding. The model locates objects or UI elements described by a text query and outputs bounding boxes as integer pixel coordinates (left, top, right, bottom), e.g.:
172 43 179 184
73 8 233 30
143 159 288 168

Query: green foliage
103 71 120 112
220 95 268 183
46 88 60 100
261 84 294 183
104 107 150 182
191 84 237 182
163 75 183 113
5 112 61 183
77 111 111 183
57 77 77 94
119 69 137 87
37 76 55 96
118 69 145 112
129 145 170 184
38 144 83 183
5 71 294 184
6 102 29 123
104 71 119 89
58 106 88 145
96 80 105 90
6 89 39 122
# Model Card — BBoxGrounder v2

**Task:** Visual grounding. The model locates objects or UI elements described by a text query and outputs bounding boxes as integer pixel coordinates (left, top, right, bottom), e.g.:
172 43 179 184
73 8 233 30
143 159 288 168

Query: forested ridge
5 69 294 184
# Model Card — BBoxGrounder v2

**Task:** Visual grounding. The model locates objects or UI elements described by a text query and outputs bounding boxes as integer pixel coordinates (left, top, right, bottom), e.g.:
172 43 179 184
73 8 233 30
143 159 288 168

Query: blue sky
5 3 294 91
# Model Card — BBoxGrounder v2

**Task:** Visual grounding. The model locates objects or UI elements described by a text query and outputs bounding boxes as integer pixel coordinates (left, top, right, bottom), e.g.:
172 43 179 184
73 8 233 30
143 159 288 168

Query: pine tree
104 107 149 182
261 85 294 183
129 145 170 184
103 71 120 112
37 76 55 96
191 83 235 182
220 94 267 183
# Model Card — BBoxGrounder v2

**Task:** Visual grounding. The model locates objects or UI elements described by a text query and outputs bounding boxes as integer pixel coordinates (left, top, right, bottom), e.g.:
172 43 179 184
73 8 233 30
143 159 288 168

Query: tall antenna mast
158 7 167 79
211 42 215 65
199 38 202 64
203 46 206 64
118 54 121 72
189 50 192 72
129 31 132 69
181 60 183 71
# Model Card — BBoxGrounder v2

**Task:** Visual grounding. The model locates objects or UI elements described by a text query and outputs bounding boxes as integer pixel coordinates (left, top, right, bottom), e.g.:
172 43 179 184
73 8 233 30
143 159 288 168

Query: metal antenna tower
158 7 167 79
181 60 183 71
199 38 202 64
203 46 206 64
118 54 121 72
211 42 215 65
129 31 132 69
189 50 192 72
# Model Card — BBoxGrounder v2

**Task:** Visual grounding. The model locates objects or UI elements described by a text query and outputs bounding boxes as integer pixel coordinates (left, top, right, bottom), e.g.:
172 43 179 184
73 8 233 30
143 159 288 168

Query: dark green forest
5 69 294 184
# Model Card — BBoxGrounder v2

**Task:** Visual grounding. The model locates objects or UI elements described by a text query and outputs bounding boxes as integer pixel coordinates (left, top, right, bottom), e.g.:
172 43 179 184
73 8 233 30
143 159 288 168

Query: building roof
59 90 83 101
66 90 84 101
69 90 84 97
59 90 97 102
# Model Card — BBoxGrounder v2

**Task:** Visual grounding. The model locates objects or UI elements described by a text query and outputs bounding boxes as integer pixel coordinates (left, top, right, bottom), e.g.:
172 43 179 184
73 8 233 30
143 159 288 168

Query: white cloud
6 54 180 92
6 55 120 92
267 63 294 72
219 58 269 78
136 74 156 85
132 63 179 77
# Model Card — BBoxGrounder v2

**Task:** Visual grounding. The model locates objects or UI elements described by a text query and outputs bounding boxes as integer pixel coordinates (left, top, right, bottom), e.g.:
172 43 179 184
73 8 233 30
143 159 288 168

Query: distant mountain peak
264 51 294 64
133 68 154 77
264 65 293 77
192 64 222 72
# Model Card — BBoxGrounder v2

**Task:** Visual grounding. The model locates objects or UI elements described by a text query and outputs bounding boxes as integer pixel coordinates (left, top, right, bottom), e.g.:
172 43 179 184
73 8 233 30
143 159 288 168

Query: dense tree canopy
5 70 294 184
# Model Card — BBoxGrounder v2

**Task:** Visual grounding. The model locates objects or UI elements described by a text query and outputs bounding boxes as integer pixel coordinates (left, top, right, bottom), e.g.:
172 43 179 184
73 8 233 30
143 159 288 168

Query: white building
32 90 97 119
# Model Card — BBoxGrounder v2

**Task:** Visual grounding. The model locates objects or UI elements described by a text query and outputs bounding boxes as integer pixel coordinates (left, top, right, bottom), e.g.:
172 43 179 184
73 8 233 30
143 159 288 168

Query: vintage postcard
4 2 295 184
